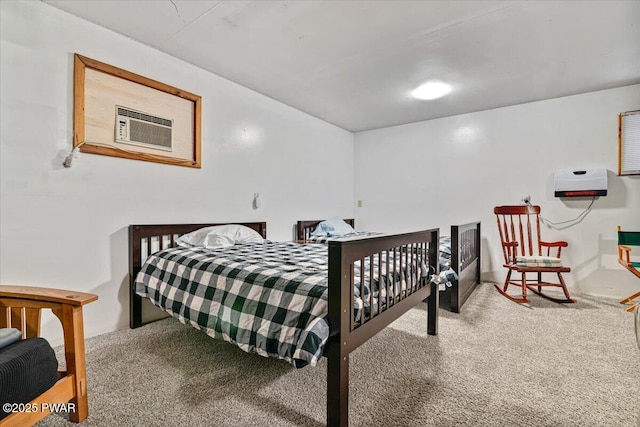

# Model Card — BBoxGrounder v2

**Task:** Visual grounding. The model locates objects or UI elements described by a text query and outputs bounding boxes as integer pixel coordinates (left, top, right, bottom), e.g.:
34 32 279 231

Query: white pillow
175 224 264 249
234 225 266 244
311 217 356 237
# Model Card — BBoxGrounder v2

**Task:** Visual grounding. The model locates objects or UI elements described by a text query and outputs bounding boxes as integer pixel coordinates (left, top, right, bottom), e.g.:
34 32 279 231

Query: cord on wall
523 196 596 230
62 140 168 168
62 141 86 168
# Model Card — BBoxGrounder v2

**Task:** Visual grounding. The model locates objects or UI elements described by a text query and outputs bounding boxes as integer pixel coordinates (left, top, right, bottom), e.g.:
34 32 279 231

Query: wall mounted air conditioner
115 106 173 151
554 168 607 197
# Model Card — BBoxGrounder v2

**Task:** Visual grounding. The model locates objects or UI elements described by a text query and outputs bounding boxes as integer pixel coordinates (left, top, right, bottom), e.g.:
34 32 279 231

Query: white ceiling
44 0 640 132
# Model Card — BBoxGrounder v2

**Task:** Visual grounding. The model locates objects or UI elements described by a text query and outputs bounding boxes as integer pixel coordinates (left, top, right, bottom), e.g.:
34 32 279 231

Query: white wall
355 85 640 300
0 1 354 343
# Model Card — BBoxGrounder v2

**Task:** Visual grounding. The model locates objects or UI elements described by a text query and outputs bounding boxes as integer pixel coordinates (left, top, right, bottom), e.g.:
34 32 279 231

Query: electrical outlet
357 200 363 207
522 195 531 204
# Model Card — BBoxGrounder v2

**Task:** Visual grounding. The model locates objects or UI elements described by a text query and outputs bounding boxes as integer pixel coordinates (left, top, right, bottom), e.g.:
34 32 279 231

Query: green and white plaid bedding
515 255 562 267
438 236 458 290
135 242 428 368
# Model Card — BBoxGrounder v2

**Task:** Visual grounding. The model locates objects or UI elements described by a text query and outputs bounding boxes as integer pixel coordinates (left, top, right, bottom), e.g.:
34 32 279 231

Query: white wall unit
0 1 354 344
355 85 640 300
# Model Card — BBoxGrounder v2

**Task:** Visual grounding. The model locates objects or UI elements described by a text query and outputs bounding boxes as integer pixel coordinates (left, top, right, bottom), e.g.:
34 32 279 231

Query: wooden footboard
440 221 481 313
325 229 439 426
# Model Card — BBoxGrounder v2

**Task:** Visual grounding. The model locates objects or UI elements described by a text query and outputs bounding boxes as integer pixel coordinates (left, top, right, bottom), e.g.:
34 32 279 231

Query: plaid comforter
135 242 428 368
438 236 458 290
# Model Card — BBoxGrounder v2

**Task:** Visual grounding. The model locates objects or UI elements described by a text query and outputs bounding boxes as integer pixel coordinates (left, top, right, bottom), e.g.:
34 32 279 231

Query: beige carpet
38 284 639 426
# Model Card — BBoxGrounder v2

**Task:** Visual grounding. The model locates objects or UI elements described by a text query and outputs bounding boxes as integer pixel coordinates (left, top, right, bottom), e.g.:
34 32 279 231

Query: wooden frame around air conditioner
73 54 202 168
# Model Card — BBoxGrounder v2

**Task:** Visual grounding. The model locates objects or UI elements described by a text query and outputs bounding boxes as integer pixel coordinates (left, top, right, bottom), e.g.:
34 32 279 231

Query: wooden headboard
296 219 354 241
128 221 267 328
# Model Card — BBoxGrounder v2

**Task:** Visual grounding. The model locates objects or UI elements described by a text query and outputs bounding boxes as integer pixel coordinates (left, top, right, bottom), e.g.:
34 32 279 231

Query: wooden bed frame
297 219 481 313
439 222 482 313
129 221 439 427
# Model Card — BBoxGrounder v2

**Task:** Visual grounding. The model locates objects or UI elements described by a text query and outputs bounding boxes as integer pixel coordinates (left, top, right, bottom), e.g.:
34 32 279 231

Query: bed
438 222 481 313
297 219 481 313
129 221 439 427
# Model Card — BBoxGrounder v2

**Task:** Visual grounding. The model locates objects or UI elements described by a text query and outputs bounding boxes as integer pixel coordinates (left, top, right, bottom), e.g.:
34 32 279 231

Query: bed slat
385 250 390 311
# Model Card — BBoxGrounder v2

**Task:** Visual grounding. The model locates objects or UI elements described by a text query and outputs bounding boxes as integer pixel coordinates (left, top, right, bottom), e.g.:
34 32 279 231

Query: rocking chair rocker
494 205 575 304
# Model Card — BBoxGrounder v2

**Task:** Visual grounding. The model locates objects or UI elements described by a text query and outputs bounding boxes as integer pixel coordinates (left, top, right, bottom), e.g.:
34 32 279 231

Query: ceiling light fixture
411 81 452 100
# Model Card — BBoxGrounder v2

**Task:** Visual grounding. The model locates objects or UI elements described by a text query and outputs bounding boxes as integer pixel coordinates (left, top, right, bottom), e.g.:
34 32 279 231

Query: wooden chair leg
620 290 640 305
494 270 529 304
521 272 528 301
557 273 575 303
502 270 512 293
53 305 89 423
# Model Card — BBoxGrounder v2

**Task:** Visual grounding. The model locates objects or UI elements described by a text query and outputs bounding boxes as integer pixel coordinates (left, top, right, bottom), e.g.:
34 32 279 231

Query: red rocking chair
494 205 575 304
